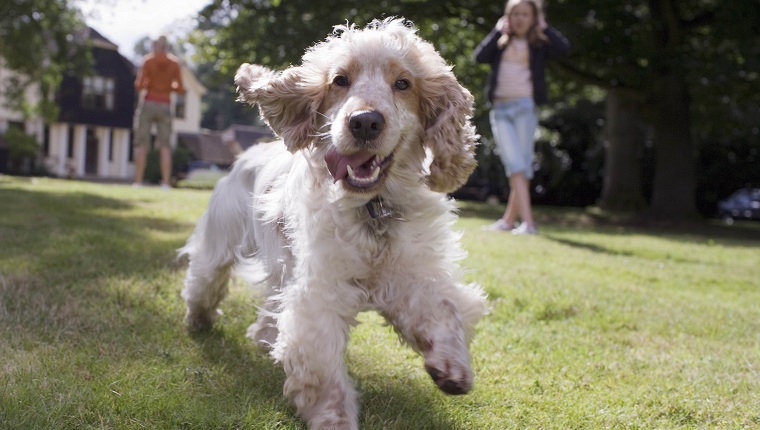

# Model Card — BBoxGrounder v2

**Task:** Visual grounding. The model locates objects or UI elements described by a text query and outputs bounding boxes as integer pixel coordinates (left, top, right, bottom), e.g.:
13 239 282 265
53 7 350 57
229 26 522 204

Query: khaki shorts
134 100 172 148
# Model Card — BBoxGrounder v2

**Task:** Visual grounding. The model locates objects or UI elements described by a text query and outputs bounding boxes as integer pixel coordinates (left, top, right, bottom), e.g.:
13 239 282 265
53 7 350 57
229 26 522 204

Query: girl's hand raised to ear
537 11 548 30
496 15 511 35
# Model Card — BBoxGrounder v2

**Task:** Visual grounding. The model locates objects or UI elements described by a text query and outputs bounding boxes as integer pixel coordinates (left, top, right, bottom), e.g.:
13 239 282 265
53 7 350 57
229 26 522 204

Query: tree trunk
599 88 647 212
648 73 699 220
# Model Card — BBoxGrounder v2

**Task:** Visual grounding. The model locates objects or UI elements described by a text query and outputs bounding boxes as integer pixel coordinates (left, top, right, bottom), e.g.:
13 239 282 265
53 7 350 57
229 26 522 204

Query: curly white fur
180 18 487 430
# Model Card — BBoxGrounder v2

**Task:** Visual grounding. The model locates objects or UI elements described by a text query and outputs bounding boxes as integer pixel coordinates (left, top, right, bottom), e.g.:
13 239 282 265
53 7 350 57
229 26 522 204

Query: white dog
180 18 488 430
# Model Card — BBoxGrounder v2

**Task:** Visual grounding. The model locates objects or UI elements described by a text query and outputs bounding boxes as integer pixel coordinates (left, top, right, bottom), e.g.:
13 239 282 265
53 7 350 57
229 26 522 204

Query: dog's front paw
308 416 356 430
423 334 473 395
425 366 472 395
425 361 473 395
246 314 279 351
185 307 220 332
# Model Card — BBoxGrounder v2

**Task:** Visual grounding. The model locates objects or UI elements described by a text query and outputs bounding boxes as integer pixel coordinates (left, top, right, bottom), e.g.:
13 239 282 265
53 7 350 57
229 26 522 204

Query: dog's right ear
235 63 320 152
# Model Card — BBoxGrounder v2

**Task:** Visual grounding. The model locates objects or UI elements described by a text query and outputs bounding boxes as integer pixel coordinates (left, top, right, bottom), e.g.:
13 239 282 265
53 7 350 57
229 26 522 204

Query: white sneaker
131 182 142 188
160 183 172 191
482 219 516 232
512 223 539 235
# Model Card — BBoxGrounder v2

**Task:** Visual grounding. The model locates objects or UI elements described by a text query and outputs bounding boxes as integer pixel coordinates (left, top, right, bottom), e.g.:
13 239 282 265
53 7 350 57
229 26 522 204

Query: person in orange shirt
133 35 184 189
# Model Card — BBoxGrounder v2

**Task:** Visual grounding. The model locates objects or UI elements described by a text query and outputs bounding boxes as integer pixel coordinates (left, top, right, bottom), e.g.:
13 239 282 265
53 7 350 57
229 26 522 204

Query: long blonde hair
497 0 549 49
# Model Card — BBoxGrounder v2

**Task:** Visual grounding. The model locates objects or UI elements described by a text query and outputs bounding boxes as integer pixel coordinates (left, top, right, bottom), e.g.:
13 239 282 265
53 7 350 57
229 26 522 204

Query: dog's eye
333 75 350 87
394 79 411 91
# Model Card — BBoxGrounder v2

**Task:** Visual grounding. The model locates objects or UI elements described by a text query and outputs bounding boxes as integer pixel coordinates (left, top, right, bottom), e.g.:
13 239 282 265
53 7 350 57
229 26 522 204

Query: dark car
717 188 760 223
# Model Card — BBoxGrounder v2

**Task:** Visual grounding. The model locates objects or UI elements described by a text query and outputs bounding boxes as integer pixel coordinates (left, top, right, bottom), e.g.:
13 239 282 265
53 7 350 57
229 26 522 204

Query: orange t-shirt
135 52 184 103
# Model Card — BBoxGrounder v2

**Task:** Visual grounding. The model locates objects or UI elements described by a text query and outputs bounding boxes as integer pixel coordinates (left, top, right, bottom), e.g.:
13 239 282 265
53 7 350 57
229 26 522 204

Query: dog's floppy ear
235 63 320 152
420 69 479 194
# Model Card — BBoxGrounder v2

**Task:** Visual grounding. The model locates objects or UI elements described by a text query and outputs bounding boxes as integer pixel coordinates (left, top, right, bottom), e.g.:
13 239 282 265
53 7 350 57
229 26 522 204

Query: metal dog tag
365 198 407 221
366 199 393 219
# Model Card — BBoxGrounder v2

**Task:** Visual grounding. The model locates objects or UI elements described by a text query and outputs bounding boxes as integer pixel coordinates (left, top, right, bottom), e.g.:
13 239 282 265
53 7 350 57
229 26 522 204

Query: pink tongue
324 147 375 182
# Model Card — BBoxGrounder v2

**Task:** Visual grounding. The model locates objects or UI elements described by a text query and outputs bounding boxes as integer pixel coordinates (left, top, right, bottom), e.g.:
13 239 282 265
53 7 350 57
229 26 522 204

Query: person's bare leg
502 188 519 226
133 145 147 184
509 173 534 227
160 145 172 186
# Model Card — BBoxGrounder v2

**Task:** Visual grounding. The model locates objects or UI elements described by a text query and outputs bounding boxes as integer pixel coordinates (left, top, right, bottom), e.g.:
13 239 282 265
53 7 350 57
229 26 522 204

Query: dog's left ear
420 69 479 194
235 63 322 152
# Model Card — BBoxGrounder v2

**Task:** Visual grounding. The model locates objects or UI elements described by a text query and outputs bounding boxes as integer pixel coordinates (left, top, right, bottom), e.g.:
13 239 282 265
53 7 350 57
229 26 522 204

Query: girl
475 0 570 234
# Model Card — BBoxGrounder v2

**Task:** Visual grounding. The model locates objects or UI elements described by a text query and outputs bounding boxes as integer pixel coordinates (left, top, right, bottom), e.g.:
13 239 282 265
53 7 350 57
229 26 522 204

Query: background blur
2 0 759 222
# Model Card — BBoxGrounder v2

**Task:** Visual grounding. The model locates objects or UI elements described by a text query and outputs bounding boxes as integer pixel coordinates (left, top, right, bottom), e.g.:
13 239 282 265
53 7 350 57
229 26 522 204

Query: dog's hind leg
180 210 235 331
181 256 232 331
180 173 254 331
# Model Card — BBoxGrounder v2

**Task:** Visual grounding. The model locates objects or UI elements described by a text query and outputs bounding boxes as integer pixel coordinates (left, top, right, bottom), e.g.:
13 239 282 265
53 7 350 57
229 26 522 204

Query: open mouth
325 147 394 191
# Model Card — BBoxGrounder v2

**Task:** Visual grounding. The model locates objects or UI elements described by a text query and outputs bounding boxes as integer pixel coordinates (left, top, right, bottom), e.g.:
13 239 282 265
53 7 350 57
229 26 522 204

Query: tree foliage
186 0 504 130
188 0 500 99
189 0 760 220
549 0 760 121
547 0 760 219
4 127 39 171
0 0 91 122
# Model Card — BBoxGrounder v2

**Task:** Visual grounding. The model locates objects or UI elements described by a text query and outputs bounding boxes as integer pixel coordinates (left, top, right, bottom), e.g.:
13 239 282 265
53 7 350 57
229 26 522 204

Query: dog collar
366 197 406 221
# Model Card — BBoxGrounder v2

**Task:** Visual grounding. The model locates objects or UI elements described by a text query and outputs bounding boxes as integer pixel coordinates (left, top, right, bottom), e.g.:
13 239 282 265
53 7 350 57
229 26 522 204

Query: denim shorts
489 97 538 179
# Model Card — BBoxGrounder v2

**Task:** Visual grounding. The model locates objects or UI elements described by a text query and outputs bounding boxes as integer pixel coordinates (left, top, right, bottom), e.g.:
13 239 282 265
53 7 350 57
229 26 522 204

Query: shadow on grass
0 187 189 279
182 324 306 429
457 199 760 243
542 236 636 257
188 326 461 429
188 328 285 396
456 200 613 229
0 185 200 350
357 372 460 430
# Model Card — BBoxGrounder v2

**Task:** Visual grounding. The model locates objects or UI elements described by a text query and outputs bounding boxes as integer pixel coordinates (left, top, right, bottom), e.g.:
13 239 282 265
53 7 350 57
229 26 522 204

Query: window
175 93 186 119
82 76 115 110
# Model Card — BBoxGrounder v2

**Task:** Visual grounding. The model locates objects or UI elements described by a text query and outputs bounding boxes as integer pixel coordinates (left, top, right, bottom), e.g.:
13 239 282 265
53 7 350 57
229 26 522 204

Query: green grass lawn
1 175 759 429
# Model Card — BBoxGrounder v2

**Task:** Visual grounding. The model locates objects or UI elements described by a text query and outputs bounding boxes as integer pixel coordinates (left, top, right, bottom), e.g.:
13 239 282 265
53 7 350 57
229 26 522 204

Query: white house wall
113 128 133 178
41 123 131 180
172 90 203 135
46 123 67 175
172 66 206 137
74 125 86 176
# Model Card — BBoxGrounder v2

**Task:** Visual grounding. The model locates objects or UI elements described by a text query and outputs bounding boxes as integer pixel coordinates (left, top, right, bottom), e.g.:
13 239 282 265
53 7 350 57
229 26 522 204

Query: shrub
4 128 39 174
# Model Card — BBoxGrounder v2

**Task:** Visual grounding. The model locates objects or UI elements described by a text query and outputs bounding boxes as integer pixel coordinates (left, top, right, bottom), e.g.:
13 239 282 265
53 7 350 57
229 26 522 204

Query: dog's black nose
349 110 385 141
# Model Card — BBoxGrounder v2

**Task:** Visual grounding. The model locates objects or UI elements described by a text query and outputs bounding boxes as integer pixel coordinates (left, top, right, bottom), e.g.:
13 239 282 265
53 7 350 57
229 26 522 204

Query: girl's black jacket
474 27 571 106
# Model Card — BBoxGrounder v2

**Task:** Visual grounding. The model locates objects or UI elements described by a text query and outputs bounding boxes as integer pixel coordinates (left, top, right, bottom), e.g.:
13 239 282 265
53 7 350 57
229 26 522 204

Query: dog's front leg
377 280 487 395
272 288 361 430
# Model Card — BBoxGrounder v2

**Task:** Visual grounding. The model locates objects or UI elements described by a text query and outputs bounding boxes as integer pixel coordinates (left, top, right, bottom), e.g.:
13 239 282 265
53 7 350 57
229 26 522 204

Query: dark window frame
82 75 116 111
